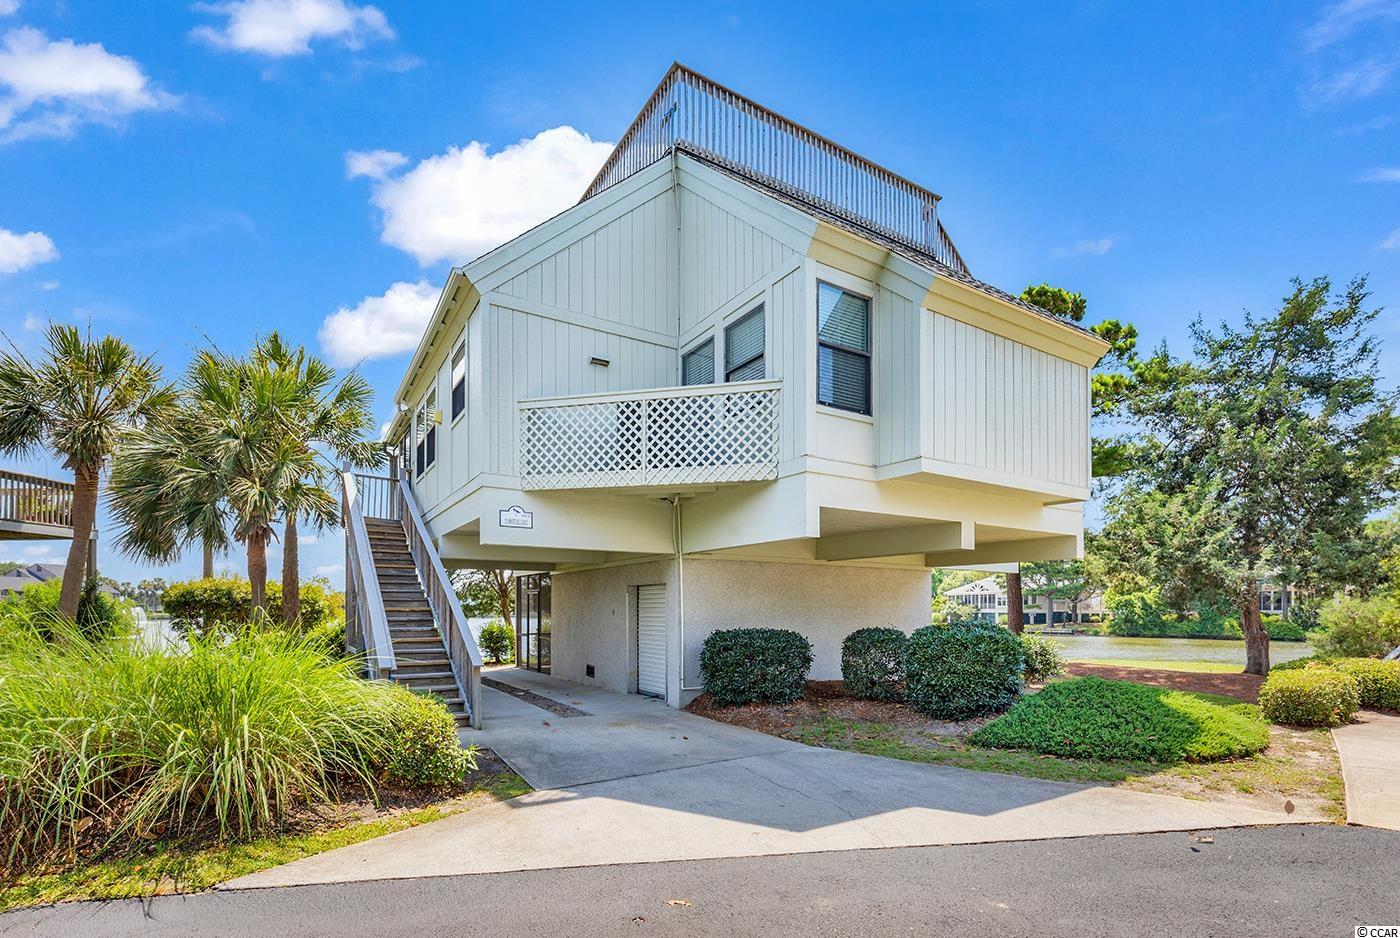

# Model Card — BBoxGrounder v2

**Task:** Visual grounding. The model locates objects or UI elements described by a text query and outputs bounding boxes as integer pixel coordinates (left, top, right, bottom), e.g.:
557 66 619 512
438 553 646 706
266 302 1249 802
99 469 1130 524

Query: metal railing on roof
581 63 968 276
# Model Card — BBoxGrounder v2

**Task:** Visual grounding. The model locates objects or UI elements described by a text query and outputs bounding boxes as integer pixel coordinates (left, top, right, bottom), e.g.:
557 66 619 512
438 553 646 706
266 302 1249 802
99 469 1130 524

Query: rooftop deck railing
0 470 74 531
582 63 968 275
519 380 781 491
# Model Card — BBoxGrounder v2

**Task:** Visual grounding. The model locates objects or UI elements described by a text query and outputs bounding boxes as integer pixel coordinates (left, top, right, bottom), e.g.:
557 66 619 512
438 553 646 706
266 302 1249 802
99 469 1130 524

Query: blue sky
1 0 1397 586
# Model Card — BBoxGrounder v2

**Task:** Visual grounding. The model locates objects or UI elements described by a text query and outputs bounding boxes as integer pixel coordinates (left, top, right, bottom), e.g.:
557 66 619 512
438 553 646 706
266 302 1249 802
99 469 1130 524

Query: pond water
1045 633 1315 666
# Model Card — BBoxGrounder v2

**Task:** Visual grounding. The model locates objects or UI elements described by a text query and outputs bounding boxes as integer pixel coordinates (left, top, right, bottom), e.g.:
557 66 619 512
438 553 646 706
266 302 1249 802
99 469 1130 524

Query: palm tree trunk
1006 567 1025 636
59 463 100 621
282 514 300 627
247 531 269 612
202 539 214 579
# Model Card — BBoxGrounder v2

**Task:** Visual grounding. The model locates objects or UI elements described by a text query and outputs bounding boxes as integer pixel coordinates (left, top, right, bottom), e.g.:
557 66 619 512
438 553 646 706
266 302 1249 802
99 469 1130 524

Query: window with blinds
681 338 714 386
724 306 764 382
450 342 466 420
817 282 871 414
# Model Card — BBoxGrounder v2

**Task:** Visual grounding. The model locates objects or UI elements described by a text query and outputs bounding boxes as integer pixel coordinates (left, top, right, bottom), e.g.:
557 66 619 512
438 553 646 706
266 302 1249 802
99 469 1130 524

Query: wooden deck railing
582 63 969 275
0 470 74 530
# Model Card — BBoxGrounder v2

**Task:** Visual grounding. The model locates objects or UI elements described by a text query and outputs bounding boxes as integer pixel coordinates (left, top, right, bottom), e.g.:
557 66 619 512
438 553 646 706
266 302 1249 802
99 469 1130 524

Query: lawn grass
0 770 530 912
1073 658 1241 673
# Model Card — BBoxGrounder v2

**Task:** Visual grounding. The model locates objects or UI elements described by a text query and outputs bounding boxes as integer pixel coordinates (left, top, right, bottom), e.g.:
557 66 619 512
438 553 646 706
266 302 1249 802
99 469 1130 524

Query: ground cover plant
971 676 1269 762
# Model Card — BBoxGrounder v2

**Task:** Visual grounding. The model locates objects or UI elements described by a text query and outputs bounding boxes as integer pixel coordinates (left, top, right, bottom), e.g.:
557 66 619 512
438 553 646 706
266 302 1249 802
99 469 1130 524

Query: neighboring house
350 64 1108 717
945 574 1105 625
0 563 117 598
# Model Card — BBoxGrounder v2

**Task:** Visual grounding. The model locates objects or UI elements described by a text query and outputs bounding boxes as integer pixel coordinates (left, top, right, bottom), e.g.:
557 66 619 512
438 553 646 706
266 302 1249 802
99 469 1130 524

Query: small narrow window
414 404 426 476
681 339 715 386
424 389 437 470
724 306 764 382
817 282 871 414
450 342 466 420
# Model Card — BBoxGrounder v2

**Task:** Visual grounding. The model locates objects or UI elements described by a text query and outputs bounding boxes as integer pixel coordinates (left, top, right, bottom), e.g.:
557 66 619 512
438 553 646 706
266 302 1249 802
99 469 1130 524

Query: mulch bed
1064 662 1264 702
685 680 987 737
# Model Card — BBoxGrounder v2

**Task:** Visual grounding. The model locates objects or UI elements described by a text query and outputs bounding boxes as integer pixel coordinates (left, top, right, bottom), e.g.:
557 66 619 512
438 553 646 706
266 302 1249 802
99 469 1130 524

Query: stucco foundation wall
550 560 676 698
679 559 932 702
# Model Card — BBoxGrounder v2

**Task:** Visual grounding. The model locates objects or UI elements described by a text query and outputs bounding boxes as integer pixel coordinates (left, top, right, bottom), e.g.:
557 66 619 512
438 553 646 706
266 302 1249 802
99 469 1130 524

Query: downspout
670 495 703 692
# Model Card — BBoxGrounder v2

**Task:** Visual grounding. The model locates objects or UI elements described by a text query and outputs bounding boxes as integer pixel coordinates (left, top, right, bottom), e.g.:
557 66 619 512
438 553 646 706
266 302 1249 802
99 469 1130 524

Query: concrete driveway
228 670 1305 889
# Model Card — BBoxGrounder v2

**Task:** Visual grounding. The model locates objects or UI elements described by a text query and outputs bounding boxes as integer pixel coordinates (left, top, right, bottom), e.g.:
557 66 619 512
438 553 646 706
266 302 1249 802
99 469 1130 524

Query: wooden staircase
365 517 472 725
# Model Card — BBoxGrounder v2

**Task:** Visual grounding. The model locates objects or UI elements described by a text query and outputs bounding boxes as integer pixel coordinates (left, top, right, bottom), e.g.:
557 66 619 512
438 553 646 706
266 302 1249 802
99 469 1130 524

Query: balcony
519 380 781 491
0 469 74 540
582 64 968 276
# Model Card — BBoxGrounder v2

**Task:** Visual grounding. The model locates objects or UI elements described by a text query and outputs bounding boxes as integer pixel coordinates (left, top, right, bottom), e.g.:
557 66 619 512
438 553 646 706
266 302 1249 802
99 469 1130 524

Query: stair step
394 635 447 646
394 657 451 668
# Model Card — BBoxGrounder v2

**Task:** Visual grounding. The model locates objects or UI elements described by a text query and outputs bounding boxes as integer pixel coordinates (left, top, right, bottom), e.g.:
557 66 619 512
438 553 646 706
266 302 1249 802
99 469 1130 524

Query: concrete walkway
227 670 1307 889
1333 710 1400 830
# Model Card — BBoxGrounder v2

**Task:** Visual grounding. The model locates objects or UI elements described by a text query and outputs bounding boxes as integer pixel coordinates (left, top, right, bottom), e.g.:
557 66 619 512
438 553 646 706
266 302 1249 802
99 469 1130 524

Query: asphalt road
4 825 1396 937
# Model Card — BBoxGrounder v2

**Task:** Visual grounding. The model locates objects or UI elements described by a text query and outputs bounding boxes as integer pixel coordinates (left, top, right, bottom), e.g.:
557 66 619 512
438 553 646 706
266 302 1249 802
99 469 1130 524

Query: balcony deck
519 380 781 492
0 469 75 540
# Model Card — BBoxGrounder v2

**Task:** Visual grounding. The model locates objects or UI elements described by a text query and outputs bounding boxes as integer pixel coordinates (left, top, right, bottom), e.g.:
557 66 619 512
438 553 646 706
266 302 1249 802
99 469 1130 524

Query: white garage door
636 585 667 698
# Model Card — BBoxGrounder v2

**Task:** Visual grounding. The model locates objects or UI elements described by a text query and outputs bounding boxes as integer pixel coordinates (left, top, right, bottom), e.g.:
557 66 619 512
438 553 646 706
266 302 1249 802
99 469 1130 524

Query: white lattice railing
520 380 781 490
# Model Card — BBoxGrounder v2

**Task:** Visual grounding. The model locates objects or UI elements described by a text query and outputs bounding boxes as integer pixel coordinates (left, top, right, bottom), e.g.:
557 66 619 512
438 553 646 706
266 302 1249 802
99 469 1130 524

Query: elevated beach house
343 65 1108 722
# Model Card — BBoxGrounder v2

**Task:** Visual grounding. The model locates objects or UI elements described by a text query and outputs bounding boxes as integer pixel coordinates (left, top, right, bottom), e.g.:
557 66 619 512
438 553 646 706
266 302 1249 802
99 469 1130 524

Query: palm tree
250 333 377 626
0 324 171 620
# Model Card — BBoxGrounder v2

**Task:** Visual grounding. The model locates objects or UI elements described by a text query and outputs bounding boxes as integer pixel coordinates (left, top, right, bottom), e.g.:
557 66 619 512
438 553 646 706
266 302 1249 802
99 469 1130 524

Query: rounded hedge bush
1020 633 1066 683
972 676 1269 762
1328 658 1400 711
1271 654 1331 672
841 628 907 701
1258 668 1360 727
377 689 477 787
903 624 1025 720
700 628 813 706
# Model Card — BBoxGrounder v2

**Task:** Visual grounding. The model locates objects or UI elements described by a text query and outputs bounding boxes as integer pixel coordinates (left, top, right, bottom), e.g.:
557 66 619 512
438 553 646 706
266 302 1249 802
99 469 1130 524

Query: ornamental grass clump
700 628 812 706
1258 668 1360 728
972 677 1269 762
840 628 907 701
0 614 472 874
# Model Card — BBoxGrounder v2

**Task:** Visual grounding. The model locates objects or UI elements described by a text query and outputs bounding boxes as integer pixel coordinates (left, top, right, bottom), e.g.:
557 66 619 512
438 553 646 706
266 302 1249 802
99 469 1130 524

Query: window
724 306 764 381
414 403 425 476
817 282 871 414
450 342 466 420
415 391 438 476
681 339 715 386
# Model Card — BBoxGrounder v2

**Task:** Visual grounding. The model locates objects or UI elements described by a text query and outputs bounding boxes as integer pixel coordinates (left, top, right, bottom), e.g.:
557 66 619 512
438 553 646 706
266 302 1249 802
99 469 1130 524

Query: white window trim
722 303 765 383
450 337 467 427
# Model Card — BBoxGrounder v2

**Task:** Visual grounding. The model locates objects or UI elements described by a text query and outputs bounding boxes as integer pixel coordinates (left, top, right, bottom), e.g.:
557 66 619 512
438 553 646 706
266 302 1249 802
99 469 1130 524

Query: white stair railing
341 469 396 678
395 476 483 728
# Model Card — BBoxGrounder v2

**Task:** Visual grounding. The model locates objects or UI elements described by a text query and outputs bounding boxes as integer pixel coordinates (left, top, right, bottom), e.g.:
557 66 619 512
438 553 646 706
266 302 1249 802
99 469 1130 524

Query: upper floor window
415 390 438 477
724 306 764 382
450 342 466 420
682 338 715 386
817 282 871 415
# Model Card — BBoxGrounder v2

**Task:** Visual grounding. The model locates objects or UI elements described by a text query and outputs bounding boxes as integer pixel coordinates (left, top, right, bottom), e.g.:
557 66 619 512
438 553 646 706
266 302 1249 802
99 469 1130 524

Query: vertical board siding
874 286 920 467
926 313 1089 489
678 187 798 335
770 267 805 462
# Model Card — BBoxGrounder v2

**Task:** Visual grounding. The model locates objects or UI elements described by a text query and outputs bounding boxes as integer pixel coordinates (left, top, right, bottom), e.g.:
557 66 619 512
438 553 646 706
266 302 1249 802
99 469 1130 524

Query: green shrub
840 628 907 701
377 689 476 787
1262 614 1308 642
478 620 515 665
303 617 347 659
1104 589 1242 639
1258 668 1360 727
1328 658 1400 711
0 578 132 642
1021 633 1066 683
972 677 1269 762
162 577 333 636
1310 595 1400 659
903 624 1024 720
0 616 470 873
700 628 813 706
941 602 984 628
1271 654 1331 672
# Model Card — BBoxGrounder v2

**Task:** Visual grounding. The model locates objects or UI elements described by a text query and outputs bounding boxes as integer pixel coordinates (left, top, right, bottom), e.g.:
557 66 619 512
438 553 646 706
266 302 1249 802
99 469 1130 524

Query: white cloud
192 0 394 57
0 2 18 17
1071 237 1114 256
21 312 41 330
318 279 437 366
313 563 343 577
1305 0 1400 51
1379 228 1400 250
1360 166 1400 182
0 226 57 273
350 125 614 266
0 27 176 142
344 147 406 180
36 278 58 290
1304 58 1398 106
